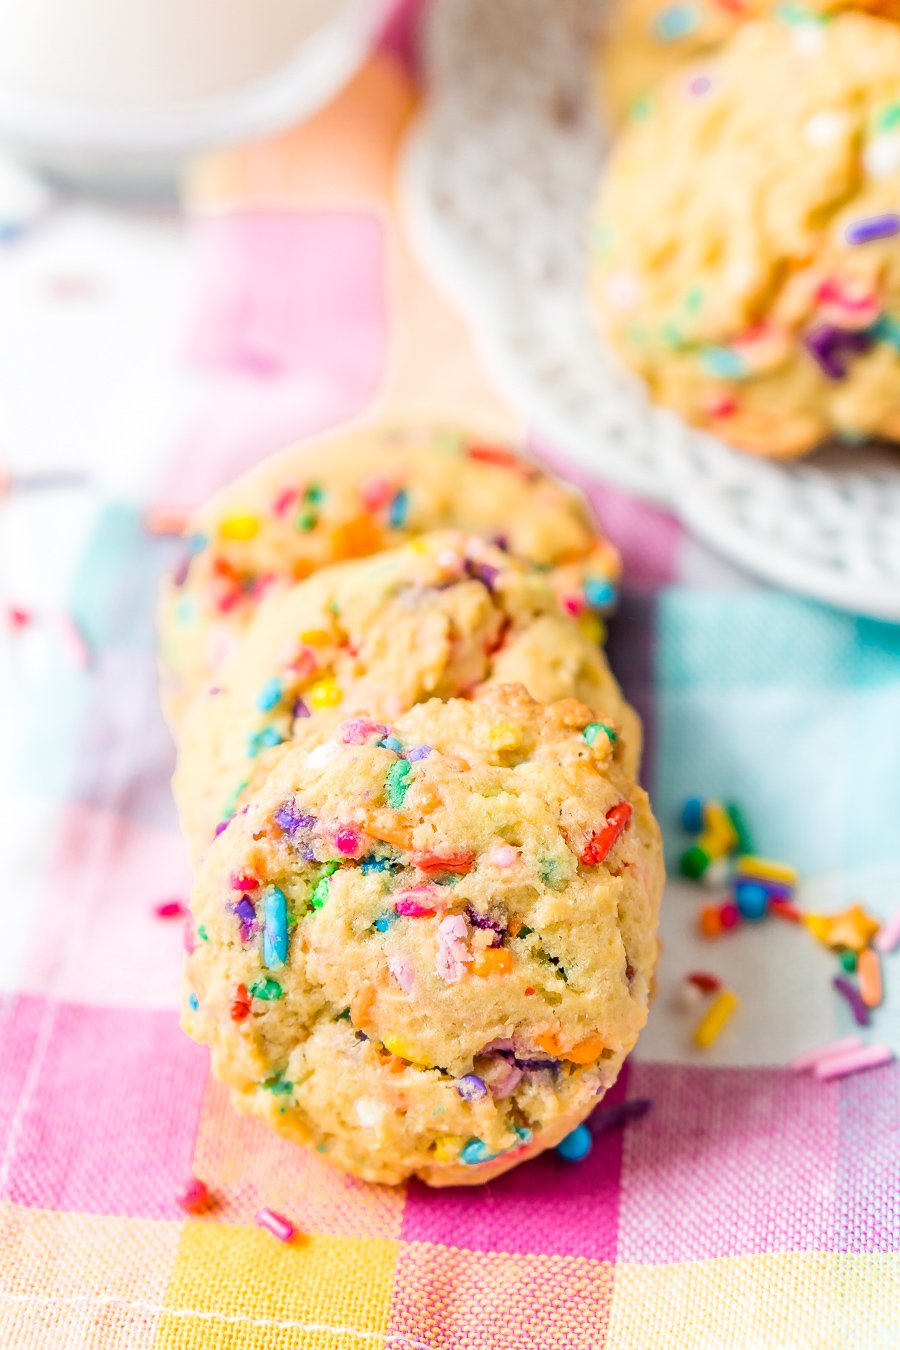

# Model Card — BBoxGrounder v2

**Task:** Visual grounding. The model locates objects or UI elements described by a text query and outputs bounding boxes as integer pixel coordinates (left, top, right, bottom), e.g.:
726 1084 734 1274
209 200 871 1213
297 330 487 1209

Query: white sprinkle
791 23 826 57
875 910 900 954
306 740 339 769
354 1097 386 1128
803 111 848 148
605 273 641 312
864 134 900 181
56 610 91 669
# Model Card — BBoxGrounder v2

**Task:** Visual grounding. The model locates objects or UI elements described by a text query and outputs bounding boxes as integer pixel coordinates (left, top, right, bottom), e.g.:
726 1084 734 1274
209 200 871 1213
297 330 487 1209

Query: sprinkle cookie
159 424 621 727
174 533 641 859
182 685 663 1186
591 13 900 456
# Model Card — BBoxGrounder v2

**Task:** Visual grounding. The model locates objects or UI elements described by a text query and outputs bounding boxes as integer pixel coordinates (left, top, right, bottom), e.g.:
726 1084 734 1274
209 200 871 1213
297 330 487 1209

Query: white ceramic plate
402 0 900 622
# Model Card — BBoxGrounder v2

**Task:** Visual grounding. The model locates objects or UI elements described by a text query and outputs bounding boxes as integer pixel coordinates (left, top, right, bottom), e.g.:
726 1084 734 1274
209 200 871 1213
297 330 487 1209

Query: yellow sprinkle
308 677 342 709
299 628 331 647
701 801 738 857
577 612 606 645
693 989 739 1048
489 723 520 749
433 1135 464 1162
218 513 260 541
737 856 798 886
803 914 831 944
382 1036 412 1061
409 536 428 553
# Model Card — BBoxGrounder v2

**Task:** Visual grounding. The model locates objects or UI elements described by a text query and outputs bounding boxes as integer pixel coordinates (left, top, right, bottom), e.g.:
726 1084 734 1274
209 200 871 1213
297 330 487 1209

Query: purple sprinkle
591 1097 653 1131
481 1037 515 1053
465 559 499 592
832 976 870 1027
172 554 192 587
466 905 505 933
239 922 254 944
214 820 229 837
512 1057 560 1072
405 745 432 762
456 1074 488 1102
803 325 872 380
298 845 316 862
293 698 311 720
491 533 510 552
689 74 711 97
274 800 315 835
234 896 256 923
844 213 900 246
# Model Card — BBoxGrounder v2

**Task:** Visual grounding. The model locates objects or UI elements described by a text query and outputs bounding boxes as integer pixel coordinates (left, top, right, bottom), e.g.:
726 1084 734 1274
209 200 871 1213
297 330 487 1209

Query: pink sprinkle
154 899 186 919
481 1058 523 1099
286 647 317 679
272 485 300 517
6 604 32 629
790 1036 863 1073
436 548 464 575
183 919 196 955
387 954 416 994
875 910 900 954
57 610 90 668
360 476 392 511
340 718 389 745
561 594 584 617
436 913 471 983
230 872 259 891
144 506 188 536
814 1044 894 1082
394 886 441 918
176 1177 211 1214
334 826 361 856
489 844 519 869
719 902 740 930
256 1207 295 1242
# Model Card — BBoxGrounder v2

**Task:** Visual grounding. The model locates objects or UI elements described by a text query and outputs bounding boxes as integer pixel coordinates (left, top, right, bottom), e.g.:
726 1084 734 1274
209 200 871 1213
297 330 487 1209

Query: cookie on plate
174 532 640 859
182 685 663 1186
597 0 900 127
159 424 621 727
590 12 900 457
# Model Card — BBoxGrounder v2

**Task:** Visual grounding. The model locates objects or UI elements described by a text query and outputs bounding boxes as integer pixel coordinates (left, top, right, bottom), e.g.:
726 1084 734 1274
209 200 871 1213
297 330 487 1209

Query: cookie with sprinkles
182 684 663 1186
591 12 900 456
174 532 640 860
597 0 900 127
158 423 621 728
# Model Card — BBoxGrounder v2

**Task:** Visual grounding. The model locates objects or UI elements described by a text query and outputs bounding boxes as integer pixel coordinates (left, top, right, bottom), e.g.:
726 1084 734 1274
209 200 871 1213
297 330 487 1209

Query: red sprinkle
176 1177 212 1215
467 444 528 471
154 899 186 919
230 872 259 892
256 1207 295 1242
412 850 476 875
719 901 741 930
687 971 721 993
231 983 251 1021
771 900 803 924
580 802 633 866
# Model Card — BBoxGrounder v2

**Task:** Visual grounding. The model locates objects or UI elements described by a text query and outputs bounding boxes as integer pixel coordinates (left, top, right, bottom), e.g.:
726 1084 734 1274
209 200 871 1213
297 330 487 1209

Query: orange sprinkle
564 1034 607 1065
858 948 883 1009
144 505 189 536
699 904 724 938
292 559 315 581
524 986 535 996
362 810 415 850
330 515 382 560
388 1056 407 1075
471 948 513 977
349 985 376 1030
535 1031 560 1055
771 901 803 924
507 917 523 937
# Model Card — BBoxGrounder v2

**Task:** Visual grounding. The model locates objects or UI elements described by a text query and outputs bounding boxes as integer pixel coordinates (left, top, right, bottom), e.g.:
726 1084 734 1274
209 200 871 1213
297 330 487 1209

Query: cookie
597 0 900 126
590 13 900 457
159 424 621 727
182 685 663 1186
174 532 640 860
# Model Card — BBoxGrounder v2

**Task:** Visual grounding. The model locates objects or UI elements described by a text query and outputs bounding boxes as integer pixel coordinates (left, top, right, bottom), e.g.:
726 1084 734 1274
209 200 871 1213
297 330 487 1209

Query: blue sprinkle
583 576 618 610
702 347 748 379
388 488 409 528
872 314 900 351
653 3 700 41
361 855 390 874
681 796 704 834
373 913 396 932
256 677 283 712
734 880 769 921
188 993 199 1012
234 896 256 924
513 1125 533 1144
263 886 289 968
248 726 285 758
461 1138 495 1165
379 736 403 753
405 745 432 762
556 1123 593 1162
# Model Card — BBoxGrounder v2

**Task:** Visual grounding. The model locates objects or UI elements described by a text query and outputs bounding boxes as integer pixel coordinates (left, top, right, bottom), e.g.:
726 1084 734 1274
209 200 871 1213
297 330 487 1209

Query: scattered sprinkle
256 1208 296 1242
875 910 900 955
702 347 747 380
394 886 440 918
583 722 617 747
5 604 32 629
436 913 471 983
308 677 342 710
857 948 883 1009
456 1074 488 1102
388 488 409 528
790 1036 863 1073
653 3 699 41
256 677 283 712
460 1138 495 1165
385 759 413 809
310 876 331 910
693 989 739 1048
832 975 870 1027
262 887 289 969
814 1044 894 1083
144 506 189 536
591 1097 653 1132
56 610 91 668
387 954 416 994
249 978 283 1001
471 948 513 977
844 214 900 246
488 844 519 868
154 899 186 919
176 1177 212 1215
231 984 251 1021
580 801 633 866
583 576 617 610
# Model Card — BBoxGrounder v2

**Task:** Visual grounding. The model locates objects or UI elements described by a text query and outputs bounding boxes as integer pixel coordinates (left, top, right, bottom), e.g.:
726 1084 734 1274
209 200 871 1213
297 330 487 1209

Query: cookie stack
162 424 663 1185
592 4 900 457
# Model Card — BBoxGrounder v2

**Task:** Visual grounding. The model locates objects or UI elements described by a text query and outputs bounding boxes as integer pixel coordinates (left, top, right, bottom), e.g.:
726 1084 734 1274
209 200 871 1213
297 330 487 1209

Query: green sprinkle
321 861 339 877
221 779 249 821
683 285 704 315
680 844 710 879
175 595 198 628
385 759 413 809
873 314 900 351
249 978 283 1001
628 94 655 124
310 876 331 910
583 722 618 747
336 1008 352 1019
263 1074 293 1096
660 321 685 350
840 950 858 974
876 103 900 133
197 924 208 942
724 802 755 855
296 509 318 532
437 428 466 453
306 482 325 504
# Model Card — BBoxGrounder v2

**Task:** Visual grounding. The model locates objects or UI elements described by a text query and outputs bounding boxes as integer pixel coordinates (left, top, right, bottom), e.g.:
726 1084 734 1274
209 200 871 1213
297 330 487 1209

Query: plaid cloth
2 10 899 1347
